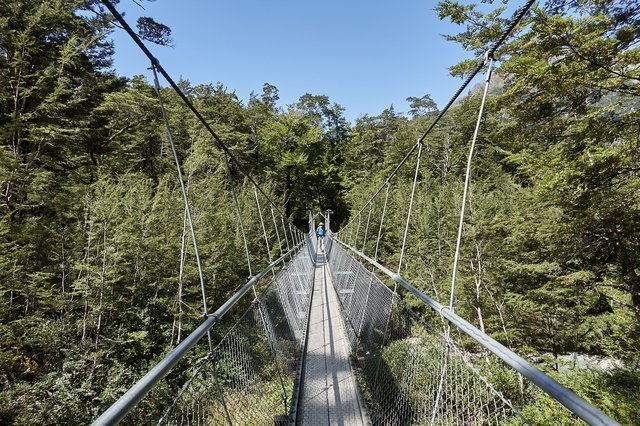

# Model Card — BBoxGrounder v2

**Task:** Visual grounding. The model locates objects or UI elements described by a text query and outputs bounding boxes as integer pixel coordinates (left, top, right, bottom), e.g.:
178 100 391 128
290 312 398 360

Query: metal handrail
330 236 620 426
92 241 305 426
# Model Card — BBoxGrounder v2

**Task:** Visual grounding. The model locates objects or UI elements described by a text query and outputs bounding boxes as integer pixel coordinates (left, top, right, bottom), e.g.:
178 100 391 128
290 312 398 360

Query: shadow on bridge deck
296 252 369 426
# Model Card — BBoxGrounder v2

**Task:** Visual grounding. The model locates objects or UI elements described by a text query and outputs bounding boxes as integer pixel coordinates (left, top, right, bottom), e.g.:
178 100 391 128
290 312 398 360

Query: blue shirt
316 226 325 237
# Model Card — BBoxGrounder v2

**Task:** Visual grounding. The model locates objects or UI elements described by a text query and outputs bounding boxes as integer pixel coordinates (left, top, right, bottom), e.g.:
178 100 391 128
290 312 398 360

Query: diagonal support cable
93 242 306 426
449 55 494 313
361 201 374 253
331 236 621 426
281 215 291 252
339 0 535 232
151 65 212 350
375 181 391 262
100 0 295 228
254 186 273 264
398 140 423 275
270 204 284 257
224 154 253 278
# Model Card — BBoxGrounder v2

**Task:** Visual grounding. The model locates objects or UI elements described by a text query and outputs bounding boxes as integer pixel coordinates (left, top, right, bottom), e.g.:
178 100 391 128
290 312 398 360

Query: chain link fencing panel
158 244 315 425
326 239 528 426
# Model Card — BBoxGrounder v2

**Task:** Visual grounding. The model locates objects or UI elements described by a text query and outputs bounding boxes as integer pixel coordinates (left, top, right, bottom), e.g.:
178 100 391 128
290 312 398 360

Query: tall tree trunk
80 222 92 346
619 246 640 323
95 223 107 349
82 297 89 346
632 284 640 324
60 243 65 295
482 281 511 344
11 41 27 155
60 239 67 315
285 166 292 218
10 259 17 311
173 155 194 345
175 206 188 345
428 268 440 299
471 247 486 334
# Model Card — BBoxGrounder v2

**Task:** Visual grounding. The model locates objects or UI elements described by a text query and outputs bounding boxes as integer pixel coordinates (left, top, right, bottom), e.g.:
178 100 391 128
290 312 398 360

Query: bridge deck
296 252 367 425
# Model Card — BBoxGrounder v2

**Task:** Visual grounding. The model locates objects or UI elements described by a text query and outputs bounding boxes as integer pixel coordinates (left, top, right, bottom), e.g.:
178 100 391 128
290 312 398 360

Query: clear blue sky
109 0 495 123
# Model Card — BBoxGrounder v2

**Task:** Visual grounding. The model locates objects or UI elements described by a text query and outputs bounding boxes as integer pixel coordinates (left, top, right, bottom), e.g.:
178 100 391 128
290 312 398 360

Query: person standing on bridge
316 222 326 252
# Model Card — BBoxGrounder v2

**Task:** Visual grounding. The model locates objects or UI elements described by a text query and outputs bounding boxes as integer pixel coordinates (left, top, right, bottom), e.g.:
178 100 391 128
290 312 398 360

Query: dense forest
1 0 639 424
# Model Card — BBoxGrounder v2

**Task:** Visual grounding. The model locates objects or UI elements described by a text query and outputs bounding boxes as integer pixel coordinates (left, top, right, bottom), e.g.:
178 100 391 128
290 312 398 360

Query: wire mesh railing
326 235 620 426
158 237 315 425
327 235 525 425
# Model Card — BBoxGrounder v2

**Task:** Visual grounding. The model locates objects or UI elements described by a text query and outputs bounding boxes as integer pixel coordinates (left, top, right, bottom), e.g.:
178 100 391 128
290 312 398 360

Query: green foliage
522 367 640 425
1 0 639 423
136 17 173 46
337 1 640 423
0 2 351 422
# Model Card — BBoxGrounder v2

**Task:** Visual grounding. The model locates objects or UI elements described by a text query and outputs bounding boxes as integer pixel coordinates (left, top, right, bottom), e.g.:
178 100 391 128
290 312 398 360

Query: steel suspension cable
398 141 423 275
327 236 621 426
251 186 274 297
151 66 212 350
347 217 355 246
339 0 535 232
254 186 273 264
434 57 496 420
374 182 391 261
93 242 305 426
281 215 291 251
354 212 362 248
449 56 494 312
289 223 298 247
225 155 253 278
361 202 373 253
355 196 381 345
270 205 284 257
100 0 296 230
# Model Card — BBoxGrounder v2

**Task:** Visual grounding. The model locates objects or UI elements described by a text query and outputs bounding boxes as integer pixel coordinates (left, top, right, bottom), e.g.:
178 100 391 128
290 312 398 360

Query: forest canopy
1 0 639 424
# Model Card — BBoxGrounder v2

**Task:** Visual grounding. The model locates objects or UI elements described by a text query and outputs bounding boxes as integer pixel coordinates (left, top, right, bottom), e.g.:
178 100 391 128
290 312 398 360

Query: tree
258 110 323 219
436 0 640 356
406 94 438 117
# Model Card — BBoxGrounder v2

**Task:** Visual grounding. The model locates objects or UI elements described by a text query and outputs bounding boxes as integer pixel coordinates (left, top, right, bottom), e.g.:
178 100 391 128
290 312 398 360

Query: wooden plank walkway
296 252 368 426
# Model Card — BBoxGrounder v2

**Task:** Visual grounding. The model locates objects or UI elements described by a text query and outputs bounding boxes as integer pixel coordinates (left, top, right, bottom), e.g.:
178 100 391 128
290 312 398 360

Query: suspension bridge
92 0 622 424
